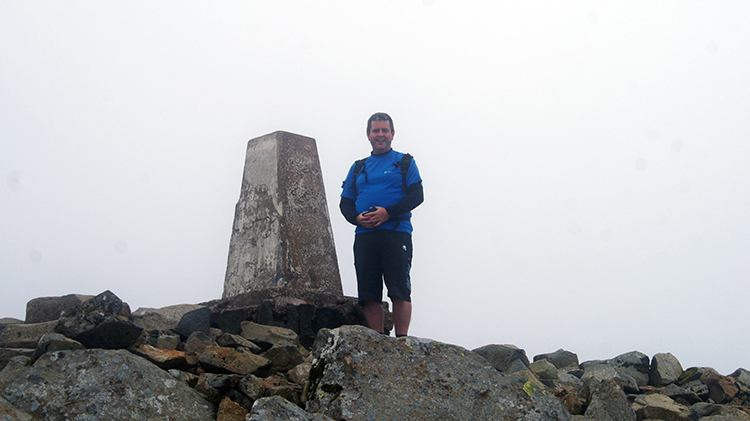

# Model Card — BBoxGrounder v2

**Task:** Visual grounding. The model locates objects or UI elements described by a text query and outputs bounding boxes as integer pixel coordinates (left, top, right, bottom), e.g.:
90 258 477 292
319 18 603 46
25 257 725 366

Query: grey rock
1 348 214 420
223 131 343 299
530 359 558 380
650 352 684 386
0 395 35 421
240 321 300 351
690 402 750 420
217 332 262 353
306 325 571 421
0 356 32 391
249 396 334 421
131 303 206 332
31 332 85 361
730 368 750 388
238 374 265 401
583 378 636 421
0 349 34 372
534 348 579 369
198 345 271 375
473 344 531 373
261 345 305 372
25 294 93 323
660 383 702 405
156 329 181 350
287 362 312 385
0 320 57 348
610 350 650 387
174 305 210 337
184 331 217 356
631 393 691 421
54 290 143 349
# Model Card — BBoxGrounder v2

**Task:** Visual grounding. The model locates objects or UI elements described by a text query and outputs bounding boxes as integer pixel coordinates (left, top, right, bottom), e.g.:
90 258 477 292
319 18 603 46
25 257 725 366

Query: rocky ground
1 290 748 420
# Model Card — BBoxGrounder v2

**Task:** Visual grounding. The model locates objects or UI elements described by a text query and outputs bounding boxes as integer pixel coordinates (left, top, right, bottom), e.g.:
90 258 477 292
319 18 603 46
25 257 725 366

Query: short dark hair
367 112 394 134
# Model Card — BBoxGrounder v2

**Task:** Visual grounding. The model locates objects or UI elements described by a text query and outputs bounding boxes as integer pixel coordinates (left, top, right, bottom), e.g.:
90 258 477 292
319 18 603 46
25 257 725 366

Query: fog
2 2 748 374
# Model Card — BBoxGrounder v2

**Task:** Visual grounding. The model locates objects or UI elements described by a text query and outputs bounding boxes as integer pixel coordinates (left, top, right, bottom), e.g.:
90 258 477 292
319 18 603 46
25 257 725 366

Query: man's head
366 112 395 155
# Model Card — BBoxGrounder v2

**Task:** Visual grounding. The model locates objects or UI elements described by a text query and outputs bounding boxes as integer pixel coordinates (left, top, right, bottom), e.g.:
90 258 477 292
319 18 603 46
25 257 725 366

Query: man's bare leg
363 300 385 333
392 298 412 336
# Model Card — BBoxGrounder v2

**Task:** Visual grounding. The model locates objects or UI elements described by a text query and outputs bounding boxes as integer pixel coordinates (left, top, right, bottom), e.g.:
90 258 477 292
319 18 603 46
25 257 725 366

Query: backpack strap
395 153 413 193
349 158 368 194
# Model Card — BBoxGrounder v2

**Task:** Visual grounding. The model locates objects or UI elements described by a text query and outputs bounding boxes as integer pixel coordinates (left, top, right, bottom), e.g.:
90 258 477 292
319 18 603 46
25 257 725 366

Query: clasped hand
356 207 389 229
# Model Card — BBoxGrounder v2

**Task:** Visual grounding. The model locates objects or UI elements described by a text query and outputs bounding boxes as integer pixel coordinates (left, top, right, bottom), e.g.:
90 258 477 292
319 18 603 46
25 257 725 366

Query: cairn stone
223 131 342 299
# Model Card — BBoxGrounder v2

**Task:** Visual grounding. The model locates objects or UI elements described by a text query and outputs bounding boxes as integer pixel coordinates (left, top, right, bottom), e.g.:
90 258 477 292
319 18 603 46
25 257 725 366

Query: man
340 112 424 337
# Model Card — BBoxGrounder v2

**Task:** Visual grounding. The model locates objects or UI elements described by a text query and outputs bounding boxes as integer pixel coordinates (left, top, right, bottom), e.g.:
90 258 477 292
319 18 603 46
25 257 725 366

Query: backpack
349 153 413 195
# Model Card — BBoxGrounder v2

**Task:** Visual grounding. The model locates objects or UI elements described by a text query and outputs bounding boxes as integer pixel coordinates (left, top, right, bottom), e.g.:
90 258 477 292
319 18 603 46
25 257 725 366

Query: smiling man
339 112 424 337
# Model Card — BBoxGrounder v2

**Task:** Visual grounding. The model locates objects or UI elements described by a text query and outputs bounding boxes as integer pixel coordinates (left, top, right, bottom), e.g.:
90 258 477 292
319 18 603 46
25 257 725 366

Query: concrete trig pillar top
223 131 343 299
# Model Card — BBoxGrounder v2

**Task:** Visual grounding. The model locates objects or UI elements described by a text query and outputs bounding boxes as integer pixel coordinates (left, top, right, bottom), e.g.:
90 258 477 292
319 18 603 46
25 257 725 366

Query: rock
223 131 343 299
130 344 194 370
631 393 691 421
195 373 241 401
131 303 207 332
238 374 265 400
54 290 143 349
25 294 93 323
534 349 579 369
0 356 32 391
529 358 559 382
0 349 34 372
583 378 636 421
217 332 263 353
0 320 57 348
690 402 750 420
702 370 740 404
1 348 214 420
217 396 248 421
30 332 85 361
262 373 303 404
288 362 313 385
660 383 702 406
261 344 305 372
198 345 272 375
249 395 334 421
731 368 750 388
184 331 217 356
241 321 300 351
610 350 650 387
156 329 181 350
0 395 35 421
472 344 530 373
650 352 683 386
174 306 211 337
306 325 571 421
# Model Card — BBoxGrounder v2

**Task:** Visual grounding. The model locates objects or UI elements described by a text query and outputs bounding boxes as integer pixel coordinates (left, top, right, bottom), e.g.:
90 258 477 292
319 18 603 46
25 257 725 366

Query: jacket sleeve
385 181 424 219
339 196 359 226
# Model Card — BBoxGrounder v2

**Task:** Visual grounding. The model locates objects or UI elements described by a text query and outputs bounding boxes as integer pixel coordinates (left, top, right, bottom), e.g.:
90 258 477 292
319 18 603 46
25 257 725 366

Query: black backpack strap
396 153 413 193
349 158 368 193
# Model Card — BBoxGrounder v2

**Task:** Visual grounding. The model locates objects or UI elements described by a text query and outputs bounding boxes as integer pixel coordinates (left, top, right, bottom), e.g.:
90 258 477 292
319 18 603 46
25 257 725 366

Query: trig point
223 131 343 299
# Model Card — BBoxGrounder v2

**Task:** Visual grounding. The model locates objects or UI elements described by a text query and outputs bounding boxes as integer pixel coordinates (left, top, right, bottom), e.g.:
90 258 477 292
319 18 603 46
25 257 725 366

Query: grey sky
2 2 748 374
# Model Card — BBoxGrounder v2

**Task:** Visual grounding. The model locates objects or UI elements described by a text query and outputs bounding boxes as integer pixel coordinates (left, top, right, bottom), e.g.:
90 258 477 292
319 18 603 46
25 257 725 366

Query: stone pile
0 291 748 421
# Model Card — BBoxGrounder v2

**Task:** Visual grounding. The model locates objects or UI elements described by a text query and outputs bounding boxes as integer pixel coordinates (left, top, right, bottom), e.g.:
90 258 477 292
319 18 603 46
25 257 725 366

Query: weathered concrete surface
223 131 342 299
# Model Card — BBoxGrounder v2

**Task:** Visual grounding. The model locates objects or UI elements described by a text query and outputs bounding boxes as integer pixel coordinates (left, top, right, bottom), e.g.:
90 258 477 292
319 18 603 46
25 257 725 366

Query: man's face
367 120 394 155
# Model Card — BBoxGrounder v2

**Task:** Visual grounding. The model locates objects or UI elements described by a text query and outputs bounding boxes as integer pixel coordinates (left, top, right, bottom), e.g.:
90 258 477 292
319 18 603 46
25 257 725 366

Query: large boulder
131 303 207 332
649 352 683 387
54 290 143 349
25 294 94 323
1 348 215 420
306 325 571 421
0 320 57 348
534 349 579 369
249 396 334 421
473 344 531 373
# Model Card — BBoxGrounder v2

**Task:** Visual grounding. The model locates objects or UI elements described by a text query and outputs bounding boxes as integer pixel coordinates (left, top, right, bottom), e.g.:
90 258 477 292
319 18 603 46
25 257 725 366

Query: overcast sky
2 1 748 375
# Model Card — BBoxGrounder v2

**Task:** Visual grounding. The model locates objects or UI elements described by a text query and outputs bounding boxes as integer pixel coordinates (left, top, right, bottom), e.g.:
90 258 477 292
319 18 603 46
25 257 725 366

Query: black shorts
354 230 412 305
